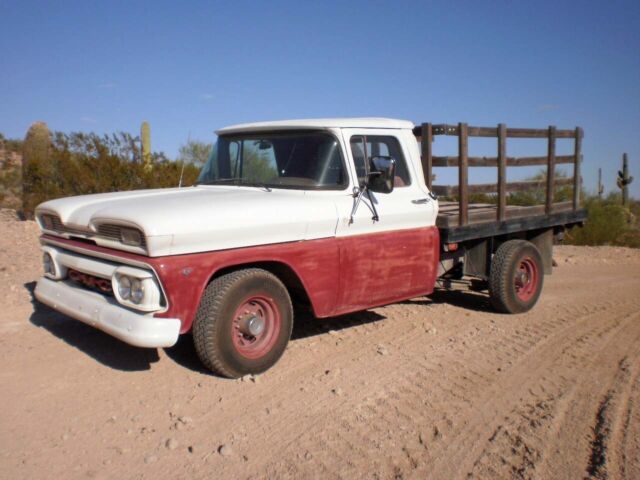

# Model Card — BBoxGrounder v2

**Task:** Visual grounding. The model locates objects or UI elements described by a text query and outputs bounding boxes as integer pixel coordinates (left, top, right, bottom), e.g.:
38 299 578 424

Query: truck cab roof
216 117 415 135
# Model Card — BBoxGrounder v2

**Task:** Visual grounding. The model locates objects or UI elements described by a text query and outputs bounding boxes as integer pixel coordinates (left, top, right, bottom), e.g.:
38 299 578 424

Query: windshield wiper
194 178 236 186
235 179 272 192
196 178 272 191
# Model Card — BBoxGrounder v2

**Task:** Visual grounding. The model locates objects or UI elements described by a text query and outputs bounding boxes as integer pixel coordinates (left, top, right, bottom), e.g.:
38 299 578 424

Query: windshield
196 132 347 190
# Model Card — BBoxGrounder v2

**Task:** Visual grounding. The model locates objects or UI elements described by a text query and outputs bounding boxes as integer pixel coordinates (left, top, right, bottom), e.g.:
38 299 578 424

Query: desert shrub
19 131 200 217
565 195 640 247
0 134 24 209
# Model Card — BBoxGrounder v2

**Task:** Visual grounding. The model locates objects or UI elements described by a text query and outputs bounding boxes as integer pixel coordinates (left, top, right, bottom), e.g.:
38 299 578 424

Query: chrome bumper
35 277 181 348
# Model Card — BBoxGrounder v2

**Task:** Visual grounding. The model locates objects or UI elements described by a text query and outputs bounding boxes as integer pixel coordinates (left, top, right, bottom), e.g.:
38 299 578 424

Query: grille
40 214 146 248
97 224 124 241
67 269 114 296
97 224 147 247
41 214 89 235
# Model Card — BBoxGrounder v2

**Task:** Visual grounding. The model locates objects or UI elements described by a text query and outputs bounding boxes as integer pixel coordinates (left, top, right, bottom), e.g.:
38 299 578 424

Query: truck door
334 129 439 313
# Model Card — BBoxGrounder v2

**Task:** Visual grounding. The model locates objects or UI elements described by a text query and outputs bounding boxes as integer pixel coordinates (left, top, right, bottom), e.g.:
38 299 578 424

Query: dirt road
1 210 639 479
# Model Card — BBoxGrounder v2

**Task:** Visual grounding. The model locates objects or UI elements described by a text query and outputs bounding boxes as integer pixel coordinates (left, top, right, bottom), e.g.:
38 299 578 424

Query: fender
42 235 341 333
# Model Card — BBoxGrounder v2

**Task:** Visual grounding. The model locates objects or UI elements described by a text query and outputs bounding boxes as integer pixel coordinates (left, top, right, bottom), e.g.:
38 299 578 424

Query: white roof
216 117 415 135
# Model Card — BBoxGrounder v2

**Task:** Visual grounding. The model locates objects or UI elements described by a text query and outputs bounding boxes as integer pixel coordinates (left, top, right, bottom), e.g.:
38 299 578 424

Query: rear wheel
193 268 293 378
489 240 544 314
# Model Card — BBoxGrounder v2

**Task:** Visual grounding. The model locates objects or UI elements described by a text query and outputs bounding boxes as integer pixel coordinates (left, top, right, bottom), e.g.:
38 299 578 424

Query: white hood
36 186 340 256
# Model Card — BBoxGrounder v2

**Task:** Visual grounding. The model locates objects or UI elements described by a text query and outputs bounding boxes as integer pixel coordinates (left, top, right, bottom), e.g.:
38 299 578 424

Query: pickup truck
34 118 586 378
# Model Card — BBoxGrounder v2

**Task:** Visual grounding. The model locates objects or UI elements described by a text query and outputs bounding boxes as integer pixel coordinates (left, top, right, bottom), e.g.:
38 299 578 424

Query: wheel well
209 262 313 312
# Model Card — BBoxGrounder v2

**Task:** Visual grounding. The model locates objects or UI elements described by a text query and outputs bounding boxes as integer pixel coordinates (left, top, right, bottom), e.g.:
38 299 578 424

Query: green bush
565 195 640 247
18 131 200 218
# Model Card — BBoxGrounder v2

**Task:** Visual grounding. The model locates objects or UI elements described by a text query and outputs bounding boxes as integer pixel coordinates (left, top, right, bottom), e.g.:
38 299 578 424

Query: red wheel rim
231 295 281 359
514 256 538 302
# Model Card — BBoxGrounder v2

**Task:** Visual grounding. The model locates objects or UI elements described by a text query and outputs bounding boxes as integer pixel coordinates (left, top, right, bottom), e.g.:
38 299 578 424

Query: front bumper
35 277 181 348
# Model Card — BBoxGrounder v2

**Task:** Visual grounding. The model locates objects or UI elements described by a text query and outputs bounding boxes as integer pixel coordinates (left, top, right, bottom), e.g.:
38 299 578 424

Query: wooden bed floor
436 201 574 228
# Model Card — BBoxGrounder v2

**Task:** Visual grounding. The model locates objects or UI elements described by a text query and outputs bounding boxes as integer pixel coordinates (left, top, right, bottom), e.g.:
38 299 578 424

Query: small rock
178 416 192 425
165 438 179 450
61 433 69 441
218 444 233 457
376 344 389 356
144 454 158 464
419 432 427 445
304 451 313 461
332 387 343 396
433 426 442 440
241 375 252 383
188 445 195 454
328 329 338 336
107 416 117 424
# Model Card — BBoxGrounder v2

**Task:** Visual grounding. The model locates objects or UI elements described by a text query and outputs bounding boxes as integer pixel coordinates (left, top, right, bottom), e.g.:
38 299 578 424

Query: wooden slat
419 124 577 139
573 127 582 210
467 126 498 137
546 126 556 214
458 123 469 226
431 154 577 167
497 123 507 221
431 177 573 197
421 122 433 189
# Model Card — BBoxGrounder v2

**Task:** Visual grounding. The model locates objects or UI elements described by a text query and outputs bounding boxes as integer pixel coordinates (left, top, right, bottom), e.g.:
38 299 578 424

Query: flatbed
414 121 586 243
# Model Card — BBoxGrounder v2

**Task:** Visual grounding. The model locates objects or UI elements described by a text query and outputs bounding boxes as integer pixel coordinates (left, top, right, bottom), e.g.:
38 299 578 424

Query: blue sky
1 0 639 196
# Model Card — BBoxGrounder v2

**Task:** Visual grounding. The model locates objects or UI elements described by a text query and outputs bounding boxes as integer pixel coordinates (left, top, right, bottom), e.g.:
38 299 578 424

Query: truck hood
36 186 339 256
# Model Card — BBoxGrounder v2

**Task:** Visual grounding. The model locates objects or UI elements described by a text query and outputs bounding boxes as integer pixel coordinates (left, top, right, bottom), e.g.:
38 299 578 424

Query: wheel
489 240 544 314
193 268 293 378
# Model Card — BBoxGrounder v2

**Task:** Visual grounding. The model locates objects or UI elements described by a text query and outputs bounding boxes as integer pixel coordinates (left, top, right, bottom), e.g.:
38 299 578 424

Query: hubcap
231 295 281 359
238 315 265 336
514 256 538 302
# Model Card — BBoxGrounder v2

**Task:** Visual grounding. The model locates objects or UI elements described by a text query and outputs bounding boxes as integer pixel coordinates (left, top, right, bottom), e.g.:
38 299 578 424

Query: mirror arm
349 181 379 224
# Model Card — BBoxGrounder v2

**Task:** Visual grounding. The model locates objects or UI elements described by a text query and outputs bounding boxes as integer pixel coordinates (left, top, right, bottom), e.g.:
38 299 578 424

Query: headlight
130 278 144 304
120 228 143 246
43 252 55 276
118 275 132 299
112 267 163 312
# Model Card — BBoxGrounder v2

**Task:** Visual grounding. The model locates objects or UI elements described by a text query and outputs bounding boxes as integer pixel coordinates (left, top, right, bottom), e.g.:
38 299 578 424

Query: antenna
178 131 190 188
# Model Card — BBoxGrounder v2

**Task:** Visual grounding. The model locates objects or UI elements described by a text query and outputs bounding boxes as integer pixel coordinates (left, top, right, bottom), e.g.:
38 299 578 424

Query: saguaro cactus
616 153 633 206
22 121 52 218
597 168 604 198
141 121 152 171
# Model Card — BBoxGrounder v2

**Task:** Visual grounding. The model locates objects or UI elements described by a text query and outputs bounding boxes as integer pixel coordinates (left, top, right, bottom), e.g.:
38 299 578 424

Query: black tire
489 240 544 314
193 268 293 378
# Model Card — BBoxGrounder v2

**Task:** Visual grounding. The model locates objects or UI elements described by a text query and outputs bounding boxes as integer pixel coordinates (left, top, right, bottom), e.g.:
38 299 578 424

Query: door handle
411 198 430 204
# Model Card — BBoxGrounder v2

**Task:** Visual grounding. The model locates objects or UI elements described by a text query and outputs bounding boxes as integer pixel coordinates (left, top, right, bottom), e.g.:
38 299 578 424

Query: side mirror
368 156 396 194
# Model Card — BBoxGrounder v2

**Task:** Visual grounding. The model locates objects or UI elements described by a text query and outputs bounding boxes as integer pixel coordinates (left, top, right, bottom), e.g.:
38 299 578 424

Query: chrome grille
41 214 89 235
97 224 147 247
96 224 123 241
40 214 146 248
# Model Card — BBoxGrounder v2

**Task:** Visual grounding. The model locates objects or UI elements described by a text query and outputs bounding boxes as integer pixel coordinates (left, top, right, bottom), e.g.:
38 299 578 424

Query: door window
349 135 411 188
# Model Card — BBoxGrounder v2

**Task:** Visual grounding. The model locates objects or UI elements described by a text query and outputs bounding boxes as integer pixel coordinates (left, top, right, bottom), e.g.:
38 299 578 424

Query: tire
489 240 544 314
193 268 293 378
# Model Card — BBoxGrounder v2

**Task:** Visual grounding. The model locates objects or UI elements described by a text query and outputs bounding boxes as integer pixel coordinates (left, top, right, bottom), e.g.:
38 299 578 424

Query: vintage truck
34 118 586 378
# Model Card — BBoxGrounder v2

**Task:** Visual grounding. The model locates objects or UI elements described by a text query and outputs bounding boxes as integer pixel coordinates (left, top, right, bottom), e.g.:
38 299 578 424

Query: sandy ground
1 209 640 480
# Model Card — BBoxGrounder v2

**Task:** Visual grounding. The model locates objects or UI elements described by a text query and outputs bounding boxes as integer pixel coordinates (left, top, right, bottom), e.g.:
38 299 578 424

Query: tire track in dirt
247 292 640 479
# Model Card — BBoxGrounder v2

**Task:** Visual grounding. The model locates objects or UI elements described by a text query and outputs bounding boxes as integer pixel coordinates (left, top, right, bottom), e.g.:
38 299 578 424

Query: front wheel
193 268 293 378
489 240 544 314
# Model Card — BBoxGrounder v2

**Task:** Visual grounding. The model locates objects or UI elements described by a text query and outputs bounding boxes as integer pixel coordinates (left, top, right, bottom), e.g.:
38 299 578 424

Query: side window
367 136 411 187
349 135 411 188
349 136 368 187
